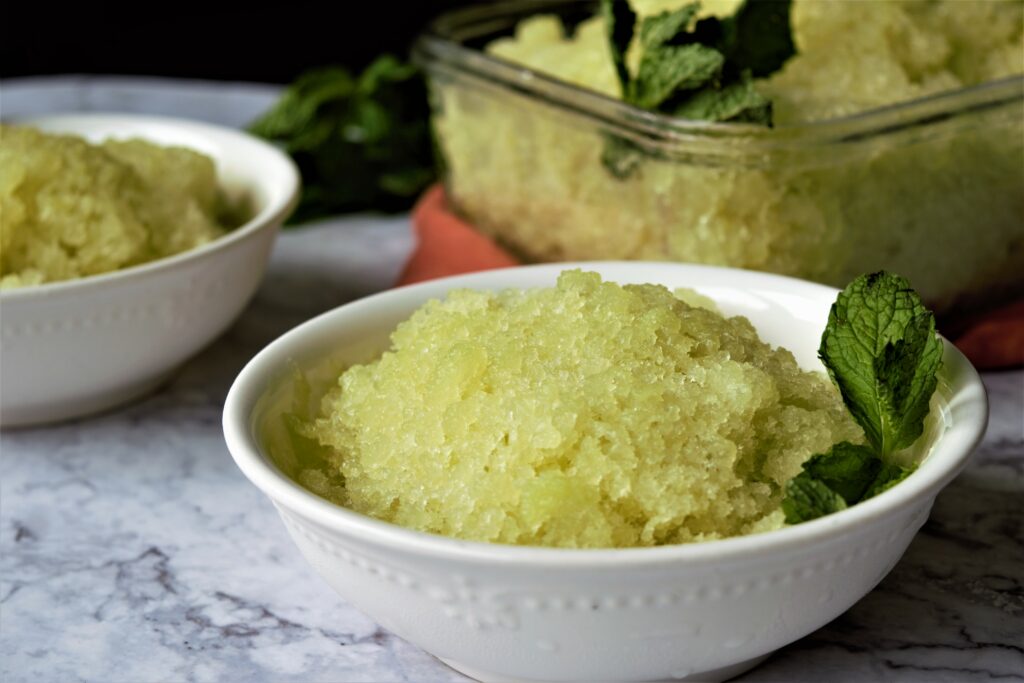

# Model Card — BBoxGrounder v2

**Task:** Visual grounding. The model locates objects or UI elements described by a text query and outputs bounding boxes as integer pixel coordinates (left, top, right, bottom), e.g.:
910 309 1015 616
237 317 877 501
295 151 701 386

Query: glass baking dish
413 0 1024 318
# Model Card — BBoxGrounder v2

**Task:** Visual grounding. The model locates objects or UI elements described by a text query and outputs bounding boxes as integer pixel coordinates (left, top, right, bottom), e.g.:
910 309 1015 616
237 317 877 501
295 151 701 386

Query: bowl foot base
438 653 770 683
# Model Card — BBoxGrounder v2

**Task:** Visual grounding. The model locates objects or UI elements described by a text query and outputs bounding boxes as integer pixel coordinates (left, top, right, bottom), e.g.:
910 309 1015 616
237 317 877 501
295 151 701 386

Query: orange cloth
952 300 1024 370
399 185 1022 370
398 185 519 285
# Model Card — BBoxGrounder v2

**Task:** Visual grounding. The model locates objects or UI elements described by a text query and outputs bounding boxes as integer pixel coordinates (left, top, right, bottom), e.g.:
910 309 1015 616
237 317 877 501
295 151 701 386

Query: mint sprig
631 43 724 110
598 0 794 178
820 272 944 458
249 56 436 223
799 442 880 505
781 473 847 524
782 272 943 524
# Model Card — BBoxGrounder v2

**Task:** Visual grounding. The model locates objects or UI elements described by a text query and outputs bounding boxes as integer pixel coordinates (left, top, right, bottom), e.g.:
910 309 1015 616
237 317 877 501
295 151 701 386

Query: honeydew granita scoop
273 270 939 549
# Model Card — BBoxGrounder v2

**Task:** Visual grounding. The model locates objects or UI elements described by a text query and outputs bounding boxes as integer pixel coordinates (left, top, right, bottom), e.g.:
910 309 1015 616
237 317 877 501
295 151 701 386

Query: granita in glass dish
416 0 1024 317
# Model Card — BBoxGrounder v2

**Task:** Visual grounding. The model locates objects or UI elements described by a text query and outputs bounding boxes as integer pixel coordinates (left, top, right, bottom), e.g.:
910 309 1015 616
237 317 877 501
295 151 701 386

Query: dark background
1 2 470 83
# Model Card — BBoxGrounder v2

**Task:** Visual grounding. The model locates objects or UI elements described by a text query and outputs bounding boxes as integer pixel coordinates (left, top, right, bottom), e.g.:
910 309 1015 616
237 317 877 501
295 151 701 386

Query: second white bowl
0 114 300 427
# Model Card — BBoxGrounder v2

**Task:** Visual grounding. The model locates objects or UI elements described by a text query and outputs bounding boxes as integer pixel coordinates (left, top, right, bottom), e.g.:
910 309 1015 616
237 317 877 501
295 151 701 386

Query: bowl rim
223 262 989 568
0 112 300 301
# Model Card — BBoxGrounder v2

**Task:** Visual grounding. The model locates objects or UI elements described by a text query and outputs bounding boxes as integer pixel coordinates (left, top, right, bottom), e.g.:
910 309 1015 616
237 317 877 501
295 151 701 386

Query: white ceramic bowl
1 114 299 427
223 263 988 683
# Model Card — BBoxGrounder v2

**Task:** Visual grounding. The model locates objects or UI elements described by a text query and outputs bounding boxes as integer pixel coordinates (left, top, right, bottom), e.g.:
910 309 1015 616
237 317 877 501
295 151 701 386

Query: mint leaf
600 0 637 96
782 271 938 526
249 56 435 223
819 272 944 458
782 447 916 523
782 473 848 524
629 5 725 111
250 68 356 148
613 0 795 115
638 4 700 50
864 461 915 499
630 44 724 109
800 442 881 505
668 72 771 123
357 53 419 93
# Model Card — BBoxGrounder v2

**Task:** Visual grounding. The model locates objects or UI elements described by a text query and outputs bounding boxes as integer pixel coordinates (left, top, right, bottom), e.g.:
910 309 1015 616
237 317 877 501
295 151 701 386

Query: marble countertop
2 78 1023 683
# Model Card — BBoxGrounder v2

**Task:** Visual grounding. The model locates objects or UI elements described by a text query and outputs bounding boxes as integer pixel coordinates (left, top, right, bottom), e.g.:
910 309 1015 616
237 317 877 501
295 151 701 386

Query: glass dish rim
413 0 1024 152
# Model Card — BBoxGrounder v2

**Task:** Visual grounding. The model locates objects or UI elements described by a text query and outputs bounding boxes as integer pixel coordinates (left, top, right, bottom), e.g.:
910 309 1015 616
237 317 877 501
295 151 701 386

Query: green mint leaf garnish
638 4 701 50
782 472 848 524
819 272 944 458
668 72 771 123
799 441 881 505
630 44 724 109
782 271 941 526
598 0 795 179
864 461 916 499
601 0 637 97
249 55 436 223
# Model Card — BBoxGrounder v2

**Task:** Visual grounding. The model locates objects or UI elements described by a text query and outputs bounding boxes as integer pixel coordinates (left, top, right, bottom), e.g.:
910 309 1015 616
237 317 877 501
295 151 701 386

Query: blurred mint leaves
782 272 942 524
250 55 436 224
